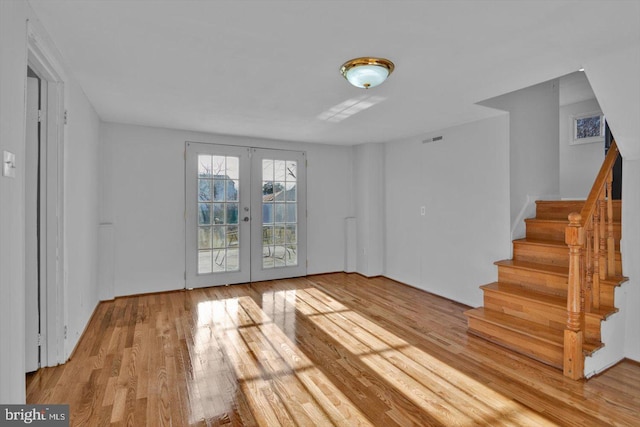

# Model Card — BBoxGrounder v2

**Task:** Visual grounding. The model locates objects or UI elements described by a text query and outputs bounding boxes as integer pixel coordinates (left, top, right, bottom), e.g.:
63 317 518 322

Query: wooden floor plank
26 273 640 426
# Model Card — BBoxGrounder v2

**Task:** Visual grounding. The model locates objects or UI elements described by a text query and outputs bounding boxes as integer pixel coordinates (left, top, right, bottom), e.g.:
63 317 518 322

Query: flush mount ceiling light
340 57 395 89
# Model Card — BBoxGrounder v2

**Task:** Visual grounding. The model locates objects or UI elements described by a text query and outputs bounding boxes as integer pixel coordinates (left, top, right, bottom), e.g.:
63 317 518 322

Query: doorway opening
25 22 66 372
25 67 42 372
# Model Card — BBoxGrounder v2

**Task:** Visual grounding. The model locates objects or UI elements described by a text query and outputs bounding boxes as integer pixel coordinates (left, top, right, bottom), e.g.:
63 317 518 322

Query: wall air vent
422 136 443 143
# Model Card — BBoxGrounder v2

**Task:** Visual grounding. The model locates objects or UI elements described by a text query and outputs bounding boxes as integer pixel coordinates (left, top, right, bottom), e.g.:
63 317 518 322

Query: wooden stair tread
514 238 569 248
514 237 623 251
604 275 629 286
465 307 602 354
534 200 585 220
525 218 569 224
534 200 621 221
496 259 626 286
513 238 622 259
535 200 586 204
525 217 621 225
481 281 565 305
494 259 568 276
481 282 617 319
466 307 562 345
535 200 585 207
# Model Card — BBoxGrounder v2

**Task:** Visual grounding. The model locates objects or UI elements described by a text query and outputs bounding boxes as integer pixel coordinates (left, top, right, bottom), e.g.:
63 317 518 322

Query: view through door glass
198 154 241 274
261 158 298 268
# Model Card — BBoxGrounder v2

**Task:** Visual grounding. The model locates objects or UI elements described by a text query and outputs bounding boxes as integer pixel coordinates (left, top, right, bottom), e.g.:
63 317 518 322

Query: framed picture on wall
571 111 604 145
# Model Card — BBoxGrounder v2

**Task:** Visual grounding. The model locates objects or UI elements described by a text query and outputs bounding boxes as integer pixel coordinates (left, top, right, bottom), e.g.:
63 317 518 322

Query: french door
250 148 307 281
186 143 306 288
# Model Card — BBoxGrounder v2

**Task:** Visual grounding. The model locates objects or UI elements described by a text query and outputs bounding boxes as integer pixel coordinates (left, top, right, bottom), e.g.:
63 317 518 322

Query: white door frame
26 21 66 367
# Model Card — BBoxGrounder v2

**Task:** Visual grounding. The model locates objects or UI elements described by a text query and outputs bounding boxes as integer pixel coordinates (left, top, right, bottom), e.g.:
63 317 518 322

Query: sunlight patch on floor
296 287 557 426
194 293 374 426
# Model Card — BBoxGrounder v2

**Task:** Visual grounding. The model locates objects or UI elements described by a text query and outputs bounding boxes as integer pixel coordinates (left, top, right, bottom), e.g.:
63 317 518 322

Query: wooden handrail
564 140 620 379
578 142 620 227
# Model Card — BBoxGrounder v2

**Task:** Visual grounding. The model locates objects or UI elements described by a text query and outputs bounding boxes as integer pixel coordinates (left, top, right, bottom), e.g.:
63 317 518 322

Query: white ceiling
28 0 640 145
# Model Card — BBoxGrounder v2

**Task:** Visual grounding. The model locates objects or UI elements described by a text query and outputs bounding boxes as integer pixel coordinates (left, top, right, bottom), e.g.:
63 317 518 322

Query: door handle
243 217 250 222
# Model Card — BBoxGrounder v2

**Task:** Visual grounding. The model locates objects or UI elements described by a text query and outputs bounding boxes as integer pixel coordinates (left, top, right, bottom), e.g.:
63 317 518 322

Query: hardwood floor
27 273 640 426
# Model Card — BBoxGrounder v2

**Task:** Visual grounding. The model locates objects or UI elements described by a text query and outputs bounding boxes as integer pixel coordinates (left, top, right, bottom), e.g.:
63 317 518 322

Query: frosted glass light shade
340 57 394 89
345 65 389 88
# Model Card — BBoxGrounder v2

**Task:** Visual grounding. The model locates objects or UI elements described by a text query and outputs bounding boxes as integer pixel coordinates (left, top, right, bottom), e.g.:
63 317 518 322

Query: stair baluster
585 216 594 312
606 175 616 276
599 193 607 283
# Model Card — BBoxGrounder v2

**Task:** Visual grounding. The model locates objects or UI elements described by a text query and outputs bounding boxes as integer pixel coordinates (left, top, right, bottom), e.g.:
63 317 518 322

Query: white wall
0 0 29 404
586 46 640 160
481 80 560 232
621 159 640 360
0 0 101 402
100 122 352 297
353 143 385 277
559 99 604 199
383 137 423 288
384 115 511 307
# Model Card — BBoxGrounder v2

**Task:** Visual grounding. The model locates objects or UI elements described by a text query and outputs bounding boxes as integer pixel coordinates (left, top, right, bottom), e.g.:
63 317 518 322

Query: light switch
420 206 426 216
3 151 16 178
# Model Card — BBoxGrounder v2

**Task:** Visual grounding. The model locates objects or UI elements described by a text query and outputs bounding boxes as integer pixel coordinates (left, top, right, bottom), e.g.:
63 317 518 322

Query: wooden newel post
564 212 585 379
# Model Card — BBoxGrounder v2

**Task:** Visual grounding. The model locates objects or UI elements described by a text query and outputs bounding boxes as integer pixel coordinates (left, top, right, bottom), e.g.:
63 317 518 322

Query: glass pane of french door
251 148 306 281
186 143 251 287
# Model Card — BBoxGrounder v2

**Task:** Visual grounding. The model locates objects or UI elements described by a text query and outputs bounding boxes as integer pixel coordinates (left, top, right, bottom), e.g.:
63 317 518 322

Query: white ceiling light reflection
317 95 386 123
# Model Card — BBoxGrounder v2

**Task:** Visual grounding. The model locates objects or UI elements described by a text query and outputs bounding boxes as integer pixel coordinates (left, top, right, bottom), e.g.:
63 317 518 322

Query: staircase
465 142 627 378
464 200 624 369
